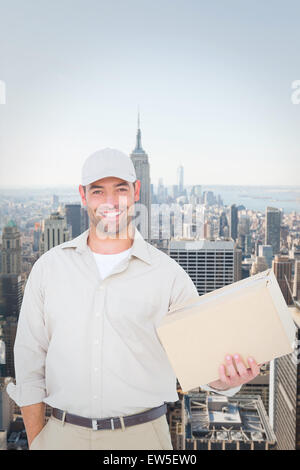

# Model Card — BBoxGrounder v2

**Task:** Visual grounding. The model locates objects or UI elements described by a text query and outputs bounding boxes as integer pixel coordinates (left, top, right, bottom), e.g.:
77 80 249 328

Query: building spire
133 107 145 154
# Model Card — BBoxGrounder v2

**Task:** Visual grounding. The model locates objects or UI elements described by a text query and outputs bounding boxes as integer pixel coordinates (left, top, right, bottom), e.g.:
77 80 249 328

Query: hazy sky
0 0 300 188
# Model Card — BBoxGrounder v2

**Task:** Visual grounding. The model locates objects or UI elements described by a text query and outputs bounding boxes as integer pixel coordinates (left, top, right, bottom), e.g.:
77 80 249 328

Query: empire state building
130 114 151 240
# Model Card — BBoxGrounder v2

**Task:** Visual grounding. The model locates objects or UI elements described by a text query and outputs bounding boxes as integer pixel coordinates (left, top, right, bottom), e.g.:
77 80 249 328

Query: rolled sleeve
6 380 47 406
168 261 199 313
200 383 242 397
6 257 49 407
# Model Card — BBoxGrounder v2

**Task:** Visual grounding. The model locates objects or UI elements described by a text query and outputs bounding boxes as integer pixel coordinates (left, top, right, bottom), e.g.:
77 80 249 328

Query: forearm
21 402 46 448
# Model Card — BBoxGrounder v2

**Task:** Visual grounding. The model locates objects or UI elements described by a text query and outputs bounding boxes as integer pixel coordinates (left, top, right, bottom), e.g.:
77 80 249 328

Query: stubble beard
88 206 134 240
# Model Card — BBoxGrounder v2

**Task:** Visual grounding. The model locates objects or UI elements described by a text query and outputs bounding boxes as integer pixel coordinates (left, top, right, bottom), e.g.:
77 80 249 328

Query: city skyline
1 0 300 187
1 165 300 449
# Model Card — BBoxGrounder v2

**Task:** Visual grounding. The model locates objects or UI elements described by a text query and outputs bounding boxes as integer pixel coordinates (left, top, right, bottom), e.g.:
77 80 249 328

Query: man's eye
118 188 128 191
93 191 102 194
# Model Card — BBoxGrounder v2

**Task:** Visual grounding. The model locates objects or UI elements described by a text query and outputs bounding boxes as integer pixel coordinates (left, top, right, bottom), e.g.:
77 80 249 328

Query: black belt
52 403 167 430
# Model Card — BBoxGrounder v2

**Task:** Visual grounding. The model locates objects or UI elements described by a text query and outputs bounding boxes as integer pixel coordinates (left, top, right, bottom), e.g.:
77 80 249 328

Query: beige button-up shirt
7 226 240 418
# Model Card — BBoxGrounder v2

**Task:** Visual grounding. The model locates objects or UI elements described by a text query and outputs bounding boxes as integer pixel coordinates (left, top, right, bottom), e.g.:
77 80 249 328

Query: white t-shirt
92 247 132 279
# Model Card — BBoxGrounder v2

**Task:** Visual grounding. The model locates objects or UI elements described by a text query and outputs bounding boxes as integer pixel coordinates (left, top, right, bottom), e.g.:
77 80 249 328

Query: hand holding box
157 269 296 392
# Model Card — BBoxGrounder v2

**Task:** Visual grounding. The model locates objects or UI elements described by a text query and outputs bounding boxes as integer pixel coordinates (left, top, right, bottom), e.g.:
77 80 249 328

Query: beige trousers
29 414 173 450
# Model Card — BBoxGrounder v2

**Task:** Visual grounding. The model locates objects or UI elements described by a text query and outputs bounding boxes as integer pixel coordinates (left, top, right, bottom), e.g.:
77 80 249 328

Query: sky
0 0 300 188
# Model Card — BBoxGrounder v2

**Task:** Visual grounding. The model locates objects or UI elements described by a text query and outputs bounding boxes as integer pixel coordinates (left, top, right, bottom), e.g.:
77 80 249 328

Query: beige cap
81 148 137 186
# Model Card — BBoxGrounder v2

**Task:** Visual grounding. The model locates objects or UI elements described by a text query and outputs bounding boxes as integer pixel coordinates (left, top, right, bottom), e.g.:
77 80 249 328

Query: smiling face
79 176 141 239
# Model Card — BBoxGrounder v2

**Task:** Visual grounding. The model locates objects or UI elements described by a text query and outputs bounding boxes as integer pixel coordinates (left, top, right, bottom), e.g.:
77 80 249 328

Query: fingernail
234 354 239 360
226 355 231 361
248 357 254 362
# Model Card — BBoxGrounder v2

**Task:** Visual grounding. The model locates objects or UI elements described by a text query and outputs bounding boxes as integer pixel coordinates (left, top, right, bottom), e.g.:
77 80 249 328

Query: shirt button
94 367 98 372
96 313 101 318
93 395 97 399
94 339 99 345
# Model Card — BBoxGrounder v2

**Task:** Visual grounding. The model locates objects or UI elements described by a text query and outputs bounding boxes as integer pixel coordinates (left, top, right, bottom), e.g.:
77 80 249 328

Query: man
7 148 261 450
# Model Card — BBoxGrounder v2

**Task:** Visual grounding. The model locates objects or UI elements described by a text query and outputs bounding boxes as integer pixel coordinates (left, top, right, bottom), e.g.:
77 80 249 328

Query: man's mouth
98 210 122 219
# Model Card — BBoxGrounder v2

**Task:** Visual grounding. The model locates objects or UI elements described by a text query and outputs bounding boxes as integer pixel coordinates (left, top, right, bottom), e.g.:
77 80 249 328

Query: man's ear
134 180 141 202
79 184 87 206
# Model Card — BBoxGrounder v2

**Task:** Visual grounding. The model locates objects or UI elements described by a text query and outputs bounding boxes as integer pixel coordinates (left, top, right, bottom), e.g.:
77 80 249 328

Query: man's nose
103 194 120 207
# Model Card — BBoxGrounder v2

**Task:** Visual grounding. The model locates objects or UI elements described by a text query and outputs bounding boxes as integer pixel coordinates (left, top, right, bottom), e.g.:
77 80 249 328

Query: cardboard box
157 269 296 392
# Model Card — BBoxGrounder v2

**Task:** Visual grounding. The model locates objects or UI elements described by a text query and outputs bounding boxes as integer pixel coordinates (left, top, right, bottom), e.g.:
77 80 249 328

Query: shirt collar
60 226 152 265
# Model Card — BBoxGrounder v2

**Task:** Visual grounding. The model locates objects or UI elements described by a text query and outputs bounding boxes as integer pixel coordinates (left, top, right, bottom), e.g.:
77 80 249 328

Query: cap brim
82 172 136 186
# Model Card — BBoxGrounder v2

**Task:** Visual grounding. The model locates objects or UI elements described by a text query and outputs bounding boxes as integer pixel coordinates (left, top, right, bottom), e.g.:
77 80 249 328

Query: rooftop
169 239 235 251
184 393 276 444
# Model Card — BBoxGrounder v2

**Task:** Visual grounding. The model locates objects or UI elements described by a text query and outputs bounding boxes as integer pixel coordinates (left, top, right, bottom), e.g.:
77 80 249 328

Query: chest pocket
106 291 157 341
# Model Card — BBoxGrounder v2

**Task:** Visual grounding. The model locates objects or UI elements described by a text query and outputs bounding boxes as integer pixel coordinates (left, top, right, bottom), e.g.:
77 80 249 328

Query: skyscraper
52 194 59 211
130 113 151 240
269 306 299 450
238 215 252 256
40 212 71 253
0 274 22 378
258 245 273 269
255 240 262 256
238 214 251 236
157 178 165 203
266 207 281 255
177 164 184 196
272 255 293 305
0 222 23 385
234 248 242 282
65 204 82 239
0 317 18 377
229 204 238 241
189 185 202 206
0 377 14 434
0 275 22 319
218 212 228 237
293 260 300 301
203 191 215 207
1 222 22 275
33 222 42 253
81 206 89 233
290 245 300 302
169 239 235 296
